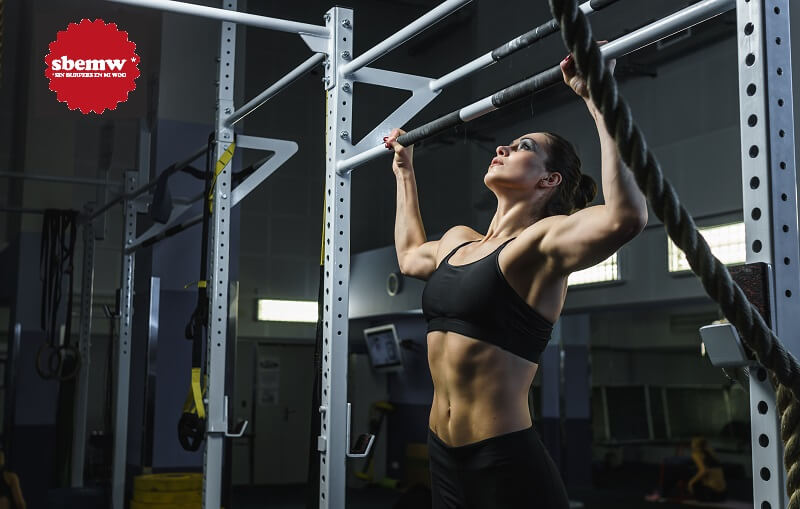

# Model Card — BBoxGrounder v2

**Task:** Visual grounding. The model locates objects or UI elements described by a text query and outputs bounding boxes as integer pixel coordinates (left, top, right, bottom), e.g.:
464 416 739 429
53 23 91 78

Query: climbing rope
548 0 800 506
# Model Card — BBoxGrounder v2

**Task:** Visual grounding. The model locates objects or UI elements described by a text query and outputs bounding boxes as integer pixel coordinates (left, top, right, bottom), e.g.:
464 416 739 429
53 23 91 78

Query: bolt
340 131 349 140
224 107 232 114
324 12 331 22
127 239 132 245
325 62 330 70
215 57 221 63
222 193 228 199
341 50 351 61
342 19 351 28
342 83 351 93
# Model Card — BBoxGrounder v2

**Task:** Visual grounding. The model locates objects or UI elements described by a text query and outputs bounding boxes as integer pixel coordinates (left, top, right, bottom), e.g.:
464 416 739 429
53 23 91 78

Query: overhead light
256 299 317 323
568 254 619 287
668 222 745 273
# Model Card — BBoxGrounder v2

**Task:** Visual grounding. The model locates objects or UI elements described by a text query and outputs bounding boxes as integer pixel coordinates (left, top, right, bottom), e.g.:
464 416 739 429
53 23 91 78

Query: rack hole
747 84 756 96
759 434 769 447
744 22 754 35
750 176 760 189
752 240 762 253
751 208 761 220
747 114 757 127
749 145 759 158
745 53 755 66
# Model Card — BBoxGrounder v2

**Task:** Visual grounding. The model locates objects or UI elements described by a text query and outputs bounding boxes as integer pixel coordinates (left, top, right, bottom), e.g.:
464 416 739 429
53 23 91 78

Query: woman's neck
484 197 543 240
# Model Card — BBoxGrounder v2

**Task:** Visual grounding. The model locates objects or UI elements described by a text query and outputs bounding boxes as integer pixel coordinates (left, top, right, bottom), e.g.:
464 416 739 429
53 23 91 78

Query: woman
688 437 727 502
387 50 647 508
0 451 25 509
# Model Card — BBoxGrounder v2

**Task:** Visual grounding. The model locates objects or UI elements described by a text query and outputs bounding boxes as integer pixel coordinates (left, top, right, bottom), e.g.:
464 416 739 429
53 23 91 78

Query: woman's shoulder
440 225 482 246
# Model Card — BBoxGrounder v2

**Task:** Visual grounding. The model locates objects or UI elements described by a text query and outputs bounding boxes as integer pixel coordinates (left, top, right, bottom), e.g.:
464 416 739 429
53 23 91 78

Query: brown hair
542 132 597 216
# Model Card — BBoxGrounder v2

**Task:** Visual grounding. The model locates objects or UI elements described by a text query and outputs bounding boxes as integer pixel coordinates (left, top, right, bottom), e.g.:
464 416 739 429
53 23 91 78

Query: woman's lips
490 157 503 166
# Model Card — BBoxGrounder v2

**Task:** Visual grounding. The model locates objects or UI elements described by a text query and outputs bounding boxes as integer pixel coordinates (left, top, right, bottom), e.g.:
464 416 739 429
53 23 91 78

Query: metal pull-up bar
0 171 121 187
107 0 329 36
429 0 621 92
226 53 326 127
338 0 472 77
86 144 208 222
337 0 735 173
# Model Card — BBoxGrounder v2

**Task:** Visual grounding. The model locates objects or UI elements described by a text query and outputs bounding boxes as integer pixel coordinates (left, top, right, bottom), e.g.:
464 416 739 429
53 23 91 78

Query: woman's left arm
584 91 648 222
536 52 648 274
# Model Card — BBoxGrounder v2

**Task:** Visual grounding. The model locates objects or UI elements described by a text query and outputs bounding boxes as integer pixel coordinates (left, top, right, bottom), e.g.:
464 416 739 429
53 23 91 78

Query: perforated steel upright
319 7 354 508
111 171 139 509
736 1 798 506
203 1 237 506
70 221 95 488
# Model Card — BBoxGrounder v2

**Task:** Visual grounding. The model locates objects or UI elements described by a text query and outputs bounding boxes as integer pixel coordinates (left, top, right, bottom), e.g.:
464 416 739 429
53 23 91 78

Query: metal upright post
111 170 139 509
736 0 799 506
203 2 236 506
70 220 96 487
319 7 354 508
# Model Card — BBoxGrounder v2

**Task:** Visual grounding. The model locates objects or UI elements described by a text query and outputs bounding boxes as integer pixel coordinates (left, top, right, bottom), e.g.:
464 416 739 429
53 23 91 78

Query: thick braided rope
548 0 800 504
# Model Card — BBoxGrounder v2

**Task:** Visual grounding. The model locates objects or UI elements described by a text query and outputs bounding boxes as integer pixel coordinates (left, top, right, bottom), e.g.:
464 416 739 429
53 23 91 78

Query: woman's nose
496 145 509 156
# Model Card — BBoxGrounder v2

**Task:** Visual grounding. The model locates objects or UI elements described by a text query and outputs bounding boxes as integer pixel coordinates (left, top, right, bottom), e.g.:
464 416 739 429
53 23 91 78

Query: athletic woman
688 437 727 502
0 451 25 509
387 50 648 508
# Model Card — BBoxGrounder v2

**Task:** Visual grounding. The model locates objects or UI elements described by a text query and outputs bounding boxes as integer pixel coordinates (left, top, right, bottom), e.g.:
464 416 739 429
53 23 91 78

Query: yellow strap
190 367 205 419
182 280 207 290
208 142 236 212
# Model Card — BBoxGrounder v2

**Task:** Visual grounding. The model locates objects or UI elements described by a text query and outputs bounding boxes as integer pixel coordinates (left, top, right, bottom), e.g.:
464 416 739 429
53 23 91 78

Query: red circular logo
45 19 140 114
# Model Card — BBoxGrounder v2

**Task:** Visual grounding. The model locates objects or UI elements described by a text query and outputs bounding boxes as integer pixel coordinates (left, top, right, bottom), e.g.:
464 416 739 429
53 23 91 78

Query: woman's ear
547 172 563 186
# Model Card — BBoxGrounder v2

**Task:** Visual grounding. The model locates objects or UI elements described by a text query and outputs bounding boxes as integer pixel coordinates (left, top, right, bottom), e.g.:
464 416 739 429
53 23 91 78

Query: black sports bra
421 237 554 363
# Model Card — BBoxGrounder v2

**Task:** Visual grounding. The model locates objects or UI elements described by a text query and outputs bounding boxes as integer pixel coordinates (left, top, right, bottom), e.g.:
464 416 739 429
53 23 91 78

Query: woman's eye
520 140 533 151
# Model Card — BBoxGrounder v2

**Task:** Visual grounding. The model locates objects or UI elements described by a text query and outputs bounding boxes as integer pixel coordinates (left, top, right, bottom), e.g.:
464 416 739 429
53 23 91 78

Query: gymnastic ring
35 343 58 380
51 344 81 381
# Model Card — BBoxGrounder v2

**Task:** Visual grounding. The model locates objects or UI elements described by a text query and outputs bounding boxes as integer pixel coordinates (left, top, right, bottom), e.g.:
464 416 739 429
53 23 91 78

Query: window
568 254 619 286
256 299 317 323
668 222 745 273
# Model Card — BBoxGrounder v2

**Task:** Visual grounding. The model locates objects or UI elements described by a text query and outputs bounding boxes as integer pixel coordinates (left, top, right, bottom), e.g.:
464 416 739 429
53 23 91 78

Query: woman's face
484 132 552 192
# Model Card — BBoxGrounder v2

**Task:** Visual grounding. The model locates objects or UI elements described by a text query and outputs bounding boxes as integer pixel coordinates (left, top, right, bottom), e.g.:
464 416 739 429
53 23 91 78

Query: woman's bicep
398 240 439 280
539 205 645 274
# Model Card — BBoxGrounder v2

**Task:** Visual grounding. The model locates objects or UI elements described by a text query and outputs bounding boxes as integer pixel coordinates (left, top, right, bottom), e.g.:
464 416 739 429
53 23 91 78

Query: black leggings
427 426 570 509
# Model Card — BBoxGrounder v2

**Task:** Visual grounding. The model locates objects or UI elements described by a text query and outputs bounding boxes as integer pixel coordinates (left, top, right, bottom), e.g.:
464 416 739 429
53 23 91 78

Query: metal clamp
345 402 375 459
207 395 249 438
699 323 755 368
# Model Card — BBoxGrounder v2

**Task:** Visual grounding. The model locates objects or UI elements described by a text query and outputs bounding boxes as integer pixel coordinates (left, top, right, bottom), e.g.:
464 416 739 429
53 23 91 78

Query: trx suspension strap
178 134 224 451
37 209 80 381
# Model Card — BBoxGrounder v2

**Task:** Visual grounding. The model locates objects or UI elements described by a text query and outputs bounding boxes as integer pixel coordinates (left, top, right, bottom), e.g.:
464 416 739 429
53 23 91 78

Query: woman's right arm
388 128 437 279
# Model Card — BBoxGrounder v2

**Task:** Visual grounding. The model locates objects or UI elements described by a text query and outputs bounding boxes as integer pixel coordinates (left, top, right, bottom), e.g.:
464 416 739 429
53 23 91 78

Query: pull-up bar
337 0 734 173
87 144 208 222
0 171 121 187
107 0 329 37
338 0 472 77
430 0 621 92
226 53 326 127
